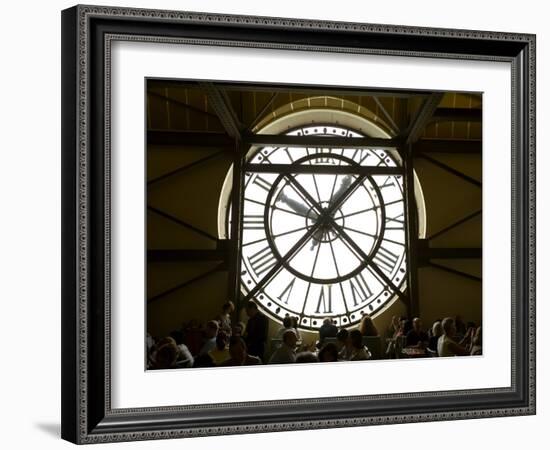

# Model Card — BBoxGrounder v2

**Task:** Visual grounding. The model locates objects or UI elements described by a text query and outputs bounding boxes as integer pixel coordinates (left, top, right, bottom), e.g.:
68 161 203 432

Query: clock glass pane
238 125 407 330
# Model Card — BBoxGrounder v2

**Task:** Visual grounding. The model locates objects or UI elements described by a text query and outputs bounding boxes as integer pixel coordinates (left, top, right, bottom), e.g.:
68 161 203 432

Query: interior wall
147 145 233 338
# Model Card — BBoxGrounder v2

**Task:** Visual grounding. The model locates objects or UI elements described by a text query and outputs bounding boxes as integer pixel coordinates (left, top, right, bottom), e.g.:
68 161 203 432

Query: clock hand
277 192 323 251
328 175 353 213
309 176 353 251
277 192 317 220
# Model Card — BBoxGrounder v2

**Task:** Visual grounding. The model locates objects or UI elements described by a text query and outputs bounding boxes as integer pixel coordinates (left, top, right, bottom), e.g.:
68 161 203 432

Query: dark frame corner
61 4 535 444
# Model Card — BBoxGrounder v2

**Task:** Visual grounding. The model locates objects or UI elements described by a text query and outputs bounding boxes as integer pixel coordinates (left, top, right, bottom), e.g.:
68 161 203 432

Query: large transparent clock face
238 125 407 330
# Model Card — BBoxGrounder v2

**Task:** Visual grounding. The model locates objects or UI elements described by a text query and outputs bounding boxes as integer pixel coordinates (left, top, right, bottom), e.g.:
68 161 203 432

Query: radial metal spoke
301 241 323 316
285 173 324 215
243 219 324 302
328 239 351 315
324 175 367 219
339 206 378 220
343 225 405 247
308 236 322 281
273 204 309 219
242 225 309 248
329 174 339 205
328 239 341 278
311 172 322 204
329 221 407 302
342 226 376 239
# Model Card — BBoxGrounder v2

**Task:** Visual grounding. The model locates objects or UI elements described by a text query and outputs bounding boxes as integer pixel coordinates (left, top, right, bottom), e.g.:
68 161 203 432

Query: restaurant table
401 347 427 358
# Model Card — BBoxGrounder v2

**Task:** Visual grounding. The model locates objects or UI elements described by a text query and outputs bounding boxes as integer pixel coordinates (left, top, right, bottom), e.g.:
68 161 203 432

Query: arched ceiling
147 80 482 143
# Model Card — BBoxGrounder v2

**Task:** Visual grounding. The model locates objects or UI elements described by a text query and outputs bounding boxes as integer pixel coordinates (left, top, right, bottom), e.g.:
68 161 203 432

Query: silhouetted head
245 300 259 318
442 317 456 337
222 301 235 314
205 320 219 339
282 329 297 349
349 329 363 349
229 336 248 364
319 343 339 362
412 317 423 332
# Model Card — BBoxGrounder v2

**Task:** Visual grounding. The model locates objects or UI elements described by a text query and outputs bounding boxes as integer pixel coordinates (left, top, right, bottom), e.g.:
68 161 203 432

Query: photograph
145 80 483 370
58 3 535 444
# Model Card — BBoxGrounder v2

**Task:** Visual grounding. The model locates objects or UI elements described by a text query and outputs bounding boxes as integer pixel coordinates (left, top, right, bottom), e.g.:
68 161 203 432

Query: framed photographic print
61 4 536 444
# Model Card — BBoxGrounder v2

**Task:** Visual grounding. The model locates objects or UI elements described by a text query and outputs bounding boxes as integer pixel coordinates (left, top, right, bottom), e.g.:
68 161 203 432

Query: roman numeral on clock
379 176 396 190
277 277 296 304
252 176 273 192
372 246 400 274
247 245 277 277
243 214 264 230
311 148 334 164
315 285 333 314
385 212 404 229
349 273 374 306
351 148 371 165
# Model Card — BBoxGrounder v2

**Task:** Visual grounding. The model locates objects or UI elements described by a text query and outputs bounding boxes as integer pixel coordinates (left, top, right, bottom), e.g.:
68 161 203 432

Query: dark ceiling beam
147 130 234 147
417 241 482 261
148 248 228 263
147 263 226 304
247 92 278 132
404 92 445 145
148 149 227 187
245 163 403 176
417 153 482 187
428 262 482 283
426 247 482 259
199 82 243 140
148 131 403 150
373 96 400 135
148 206 219 242
218 83 430 98
431 107 482 123
149 79 430 98
244 133 402 149
427 209 482 241
412 139 482 154
148 91 220 121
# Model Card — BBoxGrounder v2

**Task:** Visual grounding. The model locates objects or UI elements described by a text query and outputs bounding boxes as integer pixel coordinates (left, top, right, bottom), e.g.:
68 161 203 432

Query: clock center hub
305 201 345 243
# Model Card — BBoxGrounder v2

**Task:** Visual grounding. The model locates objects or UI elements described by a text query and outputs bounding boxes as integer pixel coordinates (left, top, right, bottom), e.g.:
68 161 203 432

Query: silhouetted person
359 314 379 337
151 337 179 369
336 328 350 359
396 318 412 337
208 330 230 365
244 301 268 361
217 301 235 334
198 320 219 356
454 315 467 339
318 342 339 362
385 315 401 339
275 315 295 339
318 318 338 345
438 317 470 357
470 327 482 355
295 352 319 363
347 329 372 361
232 321 246 337
406 317 429 347
221 336 262 366
269 329 297 364
428 321 443 353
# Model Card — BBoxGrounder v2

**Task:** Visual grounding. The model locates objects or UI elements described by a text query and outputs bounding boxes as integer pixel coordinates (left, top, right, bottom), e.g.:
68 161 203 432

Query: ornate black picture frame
61 4 536 444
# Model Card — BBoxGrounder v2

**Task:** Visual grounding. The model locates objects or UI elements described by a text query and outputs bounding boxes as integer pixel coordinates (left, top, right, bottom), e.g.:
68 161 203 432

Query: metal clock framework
234 125 408 330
